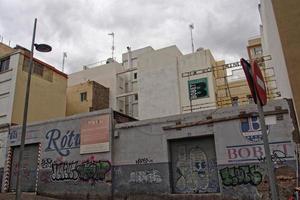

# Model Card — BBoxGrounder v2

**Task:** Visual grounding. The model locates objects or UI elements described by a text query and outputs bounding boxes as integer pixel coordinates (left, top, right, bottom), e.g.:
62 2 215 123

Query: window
134 94 138 101
0 57 10 72
253 47 262 55
23 57 53 81
80 92 87 102
33 62 44 76
133 72 137 80
118 76 124 89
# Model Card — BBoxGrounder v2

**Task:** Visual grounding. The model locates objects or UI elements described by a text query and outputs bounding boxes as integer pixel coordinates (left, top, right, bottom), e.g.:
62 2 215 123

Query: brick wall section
91 81 109 111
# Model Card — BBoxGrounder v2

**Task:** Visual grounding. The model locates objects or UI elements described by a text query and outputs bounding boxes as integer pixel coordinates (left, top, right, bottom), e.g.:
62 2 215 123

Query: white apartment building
69 45 220 120
259 0 293 99
117 45 218 120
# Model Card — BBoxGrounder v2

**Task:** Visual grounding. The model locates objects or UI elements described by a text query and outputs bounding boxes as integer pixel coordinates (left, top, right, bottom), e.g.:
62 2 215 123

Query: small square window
134 94 138 101
80 92 87 102
0 57 10 72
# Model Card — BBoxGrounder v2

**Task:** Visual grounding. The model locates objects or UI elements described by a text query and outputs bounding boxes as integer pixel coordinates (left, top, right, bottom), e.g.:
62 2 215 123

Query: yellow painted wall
11 54 67 124
0 43 15 56
66 81 93 116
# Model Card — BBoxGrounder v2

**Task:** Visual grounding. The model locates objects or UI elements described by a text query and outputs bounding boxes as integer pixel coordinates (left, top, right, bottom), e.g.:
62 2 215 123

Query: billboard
188 77 209 100
80 114 110 154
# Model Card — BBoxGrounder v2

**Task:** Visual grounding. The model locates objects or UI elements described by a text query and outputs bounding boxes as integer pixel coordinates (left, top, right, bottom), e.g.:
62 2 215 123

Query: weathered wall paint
4 109 113 199
2 99 298 200
114 99 297 200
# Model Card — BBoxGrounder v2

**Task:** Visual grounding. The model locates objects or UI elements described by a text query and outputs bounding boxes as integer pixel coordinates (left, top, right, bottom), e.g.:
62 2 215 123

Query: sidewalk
0 193 58 200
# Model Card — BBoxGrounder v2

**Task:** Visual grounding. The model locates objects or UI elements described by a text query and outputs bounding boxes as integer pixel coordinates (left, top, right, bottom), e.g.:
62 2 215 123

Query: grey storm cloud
0 0 260 74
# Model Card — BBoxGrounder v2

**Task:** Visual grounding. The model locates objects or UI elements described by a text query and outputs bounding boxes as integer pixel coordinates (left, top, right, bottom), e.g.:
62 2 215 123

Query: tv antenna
189 23 195 53
108 32 115 60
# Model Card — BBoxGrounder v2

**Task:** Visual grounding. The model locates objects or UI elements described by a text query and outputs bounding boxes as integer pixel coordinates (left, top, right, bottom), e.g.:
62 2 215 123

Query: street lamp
15 18 52 200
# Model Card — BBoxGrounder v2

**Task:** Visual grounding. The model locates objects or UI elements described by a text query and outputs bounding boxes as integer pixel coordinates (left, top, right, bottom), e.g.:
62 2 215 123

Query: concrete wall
11 53 67 124
137 46 182 120
4 109 114 199
178 49 217 113
114 99 297 199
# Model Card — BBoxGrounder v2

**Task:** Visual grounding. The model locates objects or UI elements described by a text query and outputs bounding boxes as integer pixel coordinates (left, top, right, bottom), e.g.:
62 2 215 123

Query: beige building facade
0 43 67 125
66 80 109 116
259 0 300 122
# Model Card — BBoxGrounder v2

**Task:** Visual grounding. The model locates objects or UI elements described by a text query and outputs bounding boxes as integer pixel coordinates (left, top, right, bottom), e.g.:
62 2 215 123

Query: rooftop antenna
62 52 67 72
189 23 195 53
108 32 115 60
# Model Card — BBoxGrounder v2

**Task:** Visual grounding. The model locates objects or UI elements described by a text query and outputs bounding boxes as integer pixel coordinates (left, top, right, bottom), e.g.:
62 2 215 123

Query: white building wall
68 62 123 111
178 49 217 113
259 0 293 98
137 46 182 120
0 53 19 125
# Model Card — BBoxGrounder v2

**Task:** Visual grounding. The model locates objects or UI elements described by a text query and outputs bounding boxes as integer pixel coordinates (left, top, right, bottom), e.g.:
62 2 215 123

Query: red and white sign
240 58 257 104
251 60 267 106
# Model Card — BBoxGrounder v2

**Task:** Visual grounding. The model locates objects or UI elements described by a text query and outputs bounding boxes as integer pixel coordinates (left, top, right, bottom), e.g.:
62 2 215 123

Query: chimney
127 46 132 68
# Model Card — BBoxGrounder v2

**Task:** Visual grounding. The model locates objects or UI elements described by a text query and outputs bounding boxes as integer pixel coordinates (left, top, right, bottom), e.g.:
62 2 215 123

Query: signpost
240 59 278 200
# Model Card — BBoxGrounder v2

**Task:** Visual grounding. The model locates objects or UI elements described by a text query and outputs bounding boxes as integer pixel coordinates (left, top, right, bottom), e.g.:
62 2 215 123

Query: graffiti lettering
219 165 263 186
135 158 153 164
48 159 111 184
51 161 79 181
257 149 287 164
129 169 162 184
226 142 292 163
76 160 111 183
41 158 53 168
45 129 80 156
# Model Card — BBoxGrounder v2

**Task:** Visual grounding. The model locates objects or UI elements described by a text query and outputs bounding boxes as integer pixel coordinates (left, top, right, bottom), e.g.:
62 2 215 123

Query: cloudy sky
0 0 261 74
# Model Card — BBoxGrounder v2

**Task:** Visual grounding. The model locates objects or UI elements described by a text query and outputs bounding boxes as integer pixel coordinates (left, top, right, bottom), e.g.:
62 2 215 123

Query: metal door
170 136 220 194
9 144 39 192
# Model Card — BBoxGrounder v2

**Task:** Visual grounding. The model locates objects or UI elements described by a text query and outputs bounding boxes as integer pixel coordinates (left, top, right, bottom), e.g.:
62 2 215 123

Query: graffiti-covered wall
114 99 298 200
2 99 298 200
4 109 114 199
214 100 297 199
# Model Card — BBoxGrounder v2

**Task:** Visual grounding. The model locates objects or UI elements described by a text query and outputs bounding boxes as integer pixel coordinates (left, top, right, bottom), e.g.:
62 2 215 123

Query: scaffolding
182 55 279 112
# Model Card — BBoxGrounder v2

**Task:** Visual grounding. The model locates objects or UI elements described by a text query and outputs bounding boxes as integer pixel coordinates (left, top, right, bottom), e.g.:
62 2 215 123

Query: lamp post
15 18 52 200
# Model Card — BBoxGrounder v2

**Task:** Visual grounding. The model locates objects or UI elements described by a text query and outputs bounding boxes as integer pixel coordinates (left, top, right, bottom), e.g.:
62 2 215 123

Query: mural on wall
40 156 111 185
45 129 80 156
240 116 269 143
226 141 295 164
171 141 220 194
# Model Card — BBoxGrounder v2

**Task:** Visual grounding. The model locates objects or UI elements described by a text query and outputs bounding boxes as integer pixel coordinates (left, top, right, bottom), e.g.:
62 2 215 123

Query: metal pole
112 33 115 59
189 24 195 53
62 52 66 72
256 95 278 200
15 18 37 200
